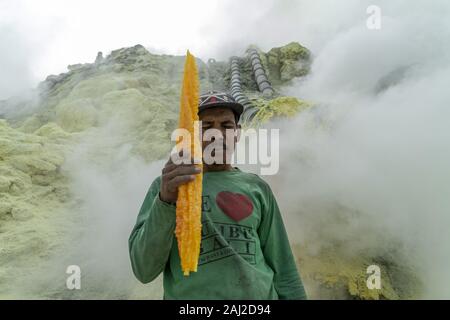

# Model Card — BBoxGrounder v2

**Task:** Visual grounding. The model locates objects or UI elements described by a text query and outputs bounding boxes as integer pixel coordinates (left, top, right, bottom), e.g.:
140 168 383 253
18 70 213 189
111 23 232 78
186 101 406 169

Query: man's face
199 107 240 165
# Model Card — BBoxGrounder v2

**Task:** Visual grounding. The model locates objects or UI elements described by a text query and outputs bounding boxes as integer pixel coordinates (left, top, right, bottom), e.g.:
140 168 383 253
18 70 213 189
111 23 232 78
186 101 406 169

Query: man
128 91 307 299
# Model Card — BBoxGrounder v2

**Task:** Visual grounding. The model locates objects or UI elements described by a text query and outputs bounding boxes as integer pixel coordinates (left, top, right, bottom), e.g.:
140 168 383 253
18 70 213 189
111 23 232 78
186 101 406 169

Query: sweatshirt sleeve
258 181 307 300
128 176 176 284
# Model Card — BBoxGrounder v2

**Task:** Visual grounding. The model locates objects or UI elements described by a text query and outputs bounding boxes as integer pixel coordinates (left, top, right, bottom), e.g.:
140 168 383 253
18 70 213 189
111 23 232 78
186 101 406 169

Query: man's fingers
169 148 197 165
164 165 201 180
162 163 177 174
162 161 201 174
167 175 196 192
171 156 196 166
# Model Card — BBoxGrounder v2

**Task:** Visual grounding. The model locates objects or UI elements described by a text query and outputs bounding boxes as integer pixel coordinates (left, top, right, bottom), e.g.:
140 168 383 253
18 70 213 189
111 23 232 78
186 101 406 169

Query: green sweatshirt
128 167 307 300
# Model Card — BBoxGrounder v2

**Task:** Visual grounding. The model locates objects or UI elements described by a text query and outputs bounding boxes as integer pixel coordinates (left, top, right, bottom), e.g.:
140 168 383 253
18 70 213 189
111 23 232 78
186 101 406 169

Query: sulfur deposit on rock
0 119 72 296
248 96 312 126
263 42 311 84
10 45 212 163
294 244 422 300
0 119 68 211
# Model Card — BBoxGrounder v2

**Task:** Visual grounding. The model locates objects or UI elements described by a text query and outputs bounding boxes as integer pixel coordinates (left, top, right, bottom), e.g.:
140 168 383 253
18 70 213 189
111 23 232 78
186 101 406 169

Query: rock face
263 42 311 84
95 52 104 65
8 45 216 162
0 120 66 219
0 119 71 296
0 43 420 299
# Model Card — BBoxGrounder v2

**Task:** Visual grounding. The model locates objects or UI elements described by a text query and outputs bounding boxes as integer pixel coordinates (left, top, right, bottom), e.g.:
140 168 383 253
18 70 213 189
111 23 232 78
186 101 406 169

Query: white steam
204 0 450 298
265 0 450 299
59 119 165 299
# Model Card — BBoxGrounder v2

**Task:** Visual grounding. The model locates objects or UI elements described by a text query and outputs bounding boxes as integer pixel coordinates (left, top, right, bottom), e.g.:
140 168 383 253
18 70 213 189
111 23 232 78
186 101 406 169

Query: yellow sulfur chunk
175 51 203 276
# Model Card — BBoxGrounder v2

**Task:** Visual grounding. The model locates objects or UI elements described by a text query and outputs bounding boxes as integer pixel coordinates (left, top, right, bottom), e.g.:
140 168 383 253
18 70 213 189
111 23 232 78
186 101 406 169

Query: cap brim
198 101 244 117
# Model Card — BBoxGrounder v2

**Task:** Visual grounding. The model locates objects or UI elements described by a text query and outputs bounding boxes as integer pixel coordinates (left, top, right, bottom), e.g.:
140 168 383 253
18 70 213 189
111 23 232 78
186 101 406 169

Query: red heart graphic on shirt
216 191 253 222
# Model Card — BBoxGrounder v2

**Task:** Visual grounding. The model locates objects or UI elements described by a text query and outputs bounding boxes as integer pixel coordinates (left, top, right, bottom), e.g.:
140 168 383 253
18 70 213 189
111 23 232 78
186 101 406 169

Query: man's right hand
159 156 202 204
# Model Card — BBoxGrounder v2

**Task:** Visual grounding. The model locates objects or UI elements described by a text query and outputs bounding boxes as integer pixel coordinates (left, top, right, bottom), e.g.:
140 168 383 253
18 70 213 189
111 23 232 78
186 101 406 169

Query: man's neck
203 163 233 172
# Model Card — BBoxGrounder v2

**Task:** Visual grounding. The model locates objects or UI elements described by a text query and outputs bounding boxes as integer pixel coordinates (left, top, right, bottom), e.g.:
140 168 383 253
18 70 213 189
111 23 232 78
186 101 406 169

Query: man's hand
159 156 202 204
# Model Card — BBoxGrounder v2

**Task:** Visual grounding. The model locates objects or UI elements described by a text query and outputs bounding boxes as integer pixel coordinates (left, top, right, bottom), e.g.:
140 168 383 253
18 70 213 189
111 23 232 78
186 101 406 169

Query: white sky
1 0 223 85
0 0 371 98
2 0 446 99
0 0 262 97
